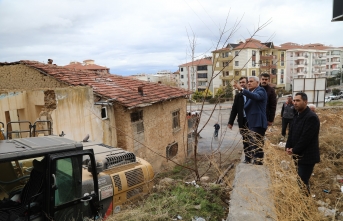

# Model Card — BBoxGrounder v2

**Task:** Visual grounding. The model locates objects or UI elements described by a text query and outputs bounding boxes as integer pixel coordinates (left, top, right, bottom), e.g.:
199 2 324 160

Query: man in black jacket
228 77 250 162
286 92 320 194
260 73 277 126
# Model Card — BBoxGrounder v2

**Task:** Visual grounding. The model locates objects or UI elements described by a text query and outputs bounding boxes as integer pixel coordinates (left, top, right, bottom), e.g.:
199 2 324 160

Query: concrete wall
114 98 188 171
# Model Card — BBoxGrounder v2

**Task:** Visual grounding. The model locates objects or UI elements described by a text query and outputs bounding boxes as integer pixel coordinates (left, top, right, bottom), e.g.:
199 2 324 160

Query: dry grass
265 107 343 220
107 153 240 221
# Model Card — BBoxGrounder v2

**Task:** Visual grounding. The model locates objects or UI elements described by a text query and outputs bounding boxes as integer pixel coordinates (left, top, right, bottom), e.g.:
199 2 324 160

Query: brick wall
0 64 67 89
114 98 188 171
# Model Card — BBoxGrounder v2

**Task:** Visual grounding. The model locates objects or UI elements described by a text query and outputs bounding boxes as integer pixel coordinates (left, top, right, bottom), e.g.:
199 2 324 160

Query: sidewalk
227 154 276 221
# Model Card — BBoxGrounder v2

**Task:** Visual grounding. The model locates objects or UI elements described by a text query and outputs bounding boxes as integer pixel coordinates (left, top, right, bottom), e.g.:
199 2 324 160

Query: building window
197 65 207 71
235 71 239 76
235 61 239 66
235 51 239 56
252 61 256 67
225 71 229 76
281 61 284 66
222 52 229 58
166 142 178 159
172 110 180 130
222 62 229 67
281 69 284 74
252 50 256 56
180 67 183 72
131 111 143 122
101 107 108 120
197 73 207 78
281 52 284 57
252 70 256 76
181 75 184 79
198 81 207 86
131 111 144 133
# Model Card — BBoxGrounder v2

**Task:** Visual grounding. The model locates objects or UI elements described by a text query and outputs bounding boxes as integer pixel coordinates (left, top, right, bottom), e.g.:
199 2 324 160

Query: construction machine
0 136 154 220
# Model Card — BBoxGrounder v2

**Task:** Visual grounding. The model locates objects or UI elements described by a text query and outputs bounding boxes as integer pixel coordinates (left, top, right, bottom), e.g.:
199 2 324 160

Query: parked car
329 95 339 100
325 97 332 103
338 91 343 98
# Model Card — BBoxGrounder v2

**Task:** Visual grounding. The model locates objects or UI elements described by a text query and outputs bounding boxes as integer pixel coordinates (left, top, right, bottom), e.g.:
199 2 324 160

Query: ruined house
0 60 191 170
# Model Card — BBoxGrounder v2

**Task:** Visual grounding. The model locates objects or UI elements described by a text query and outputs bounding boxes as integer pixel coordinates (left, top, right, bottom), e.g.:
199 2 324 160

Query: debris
323 189 330 193
192 217 206 221
280 160 290 171
172 215 183 220
200 176 210 183
194 204 201 210
318 207 336 217
185 180 199 188
278 142 286 148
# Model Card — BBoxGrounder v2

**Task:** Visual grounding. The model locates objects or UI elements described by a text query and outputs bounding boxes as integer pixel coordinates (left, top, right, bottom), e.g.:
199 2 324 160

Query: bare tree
183 16 272 180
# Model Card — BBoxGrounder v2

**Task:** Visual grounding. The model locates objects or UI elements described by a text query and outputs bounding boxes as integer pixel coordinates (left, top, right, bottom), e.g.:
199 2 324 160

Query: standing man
233 76 267 165
281 95 296 140
213 123 220 137
260 73 277 126
228 77 250 163
286 92 320 194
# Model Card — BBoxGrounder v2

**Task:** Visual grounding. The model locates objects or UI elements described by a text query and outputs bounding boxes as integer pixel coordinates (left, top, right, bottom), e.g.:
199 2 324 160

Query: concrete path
227 154 276 221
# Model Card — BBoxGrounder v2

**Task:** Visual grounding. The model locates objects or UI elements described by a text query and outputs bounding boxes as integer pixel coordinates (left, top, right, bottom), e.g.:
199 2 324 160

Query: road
189 103 243 154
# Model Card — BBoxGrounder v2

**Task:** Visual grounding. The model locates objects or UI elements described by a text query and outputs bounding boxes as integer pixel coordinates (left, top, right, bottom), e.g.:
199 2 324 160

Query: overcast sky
0 0 342 76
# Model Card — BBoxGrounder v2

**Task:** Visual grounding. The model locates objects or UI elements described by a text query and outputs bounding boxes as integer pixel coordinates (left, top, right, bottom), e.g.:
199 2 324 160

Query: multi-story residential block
129 71 180 87
178 57 218 95
212 39 286 90
281 43 343 90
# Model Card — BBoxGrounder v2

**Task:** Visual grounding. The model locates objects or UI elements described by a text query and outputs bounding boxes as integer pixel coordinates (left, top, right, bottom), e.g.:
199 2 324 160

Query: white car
329 95 339 100
325 97 332 102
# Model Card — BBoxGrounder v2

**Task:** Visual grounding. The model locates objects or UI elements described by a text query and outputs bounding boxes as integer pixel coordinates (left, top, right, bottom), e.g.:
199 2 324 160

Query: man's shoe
243 158 251 164
253 161 263 165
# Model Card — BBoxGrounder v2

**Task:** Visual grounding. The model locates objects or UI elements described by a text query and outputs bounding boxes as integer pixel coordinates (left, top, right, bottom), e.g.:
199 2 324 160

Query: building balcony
260 55 274 60
260 64 277 69
331 59 340 63
294 63 305 68
219 75 234 80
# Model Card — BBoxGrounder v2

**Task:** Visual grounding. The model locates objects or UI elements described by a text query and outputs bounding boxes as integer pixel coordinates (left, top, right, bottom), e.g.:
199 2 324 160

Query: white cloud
0 0 342 75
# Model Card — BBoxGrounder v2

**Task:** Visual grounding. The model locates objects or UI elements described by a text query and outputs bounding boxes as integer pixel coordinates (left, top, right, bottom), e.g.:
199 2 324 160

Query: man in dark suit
286 92 320 194
260 73 277 126
233 76 267 164
228 77 250 162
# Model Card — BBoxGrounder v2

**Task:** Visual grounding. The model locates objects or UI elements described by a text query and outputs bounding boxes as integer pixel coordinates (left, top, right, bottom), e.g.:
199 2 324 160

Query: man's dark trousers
282 118 293 137
297 163 315 194
246 127 266 162
240 117 250 160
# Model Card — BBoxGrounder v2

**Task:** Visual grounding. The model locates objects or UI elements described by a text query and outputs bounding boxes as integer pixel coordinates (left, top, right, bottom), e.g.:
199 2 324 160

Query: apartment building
212 39 286 90
129 71 180 87
281 43 343 90
178 57 217 95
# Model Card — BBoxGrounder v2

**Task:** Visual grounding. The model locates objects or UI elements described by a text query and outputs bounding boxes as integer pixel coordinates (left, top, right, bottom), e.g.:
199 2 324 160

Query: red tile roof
234 38 268 50
1 60 191 109
64 63 109 71
179 58 212 67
